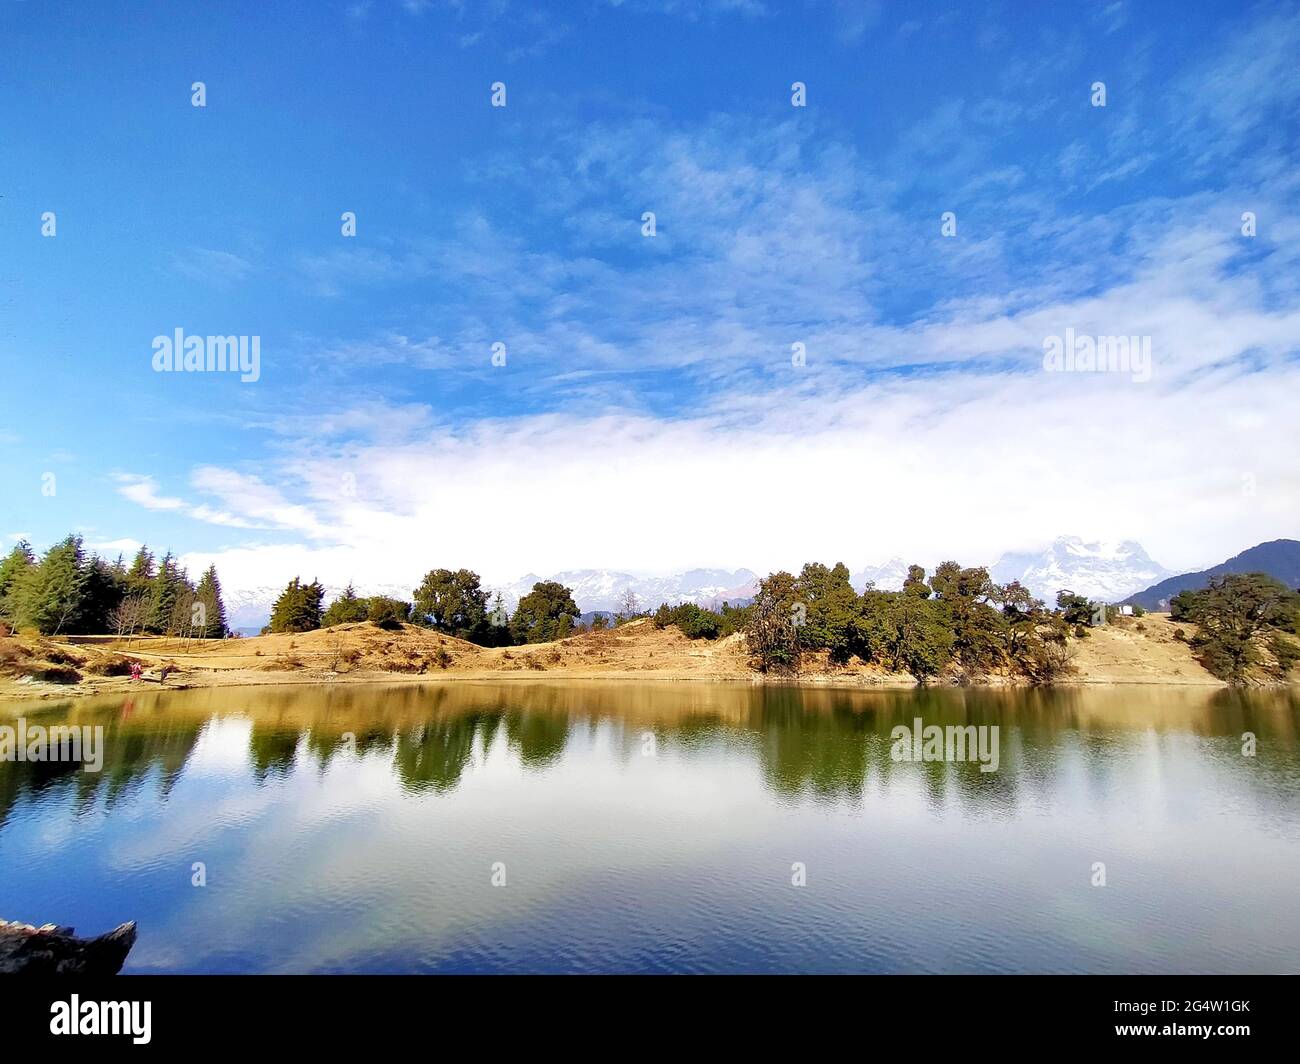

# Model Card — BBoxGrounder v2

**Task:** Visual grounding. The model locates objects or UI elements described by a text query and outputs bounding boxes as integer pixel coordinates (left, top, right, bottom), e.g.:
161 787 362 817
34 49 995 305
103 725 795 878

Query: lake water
2 680 1298 973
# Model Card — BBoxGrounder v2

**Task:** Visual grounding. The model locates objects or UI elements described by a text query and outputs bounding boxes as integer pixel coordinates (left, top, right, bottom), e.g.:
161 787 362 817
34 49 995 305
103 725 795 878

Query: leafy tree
1000 580 1038 623
322 583 368 627
1056 590 1095 626
930 562 1006 673
510 581 579 644
859 591 953 682
413 568 489 639
717 601 751 637
367 596 411 629
268 577 325 634
655 602 723 639
1179 573 1300 682
902 564 931 599
1000 582 1072 683
744 571 802 673
793 561 862 662
1169 589 1199 621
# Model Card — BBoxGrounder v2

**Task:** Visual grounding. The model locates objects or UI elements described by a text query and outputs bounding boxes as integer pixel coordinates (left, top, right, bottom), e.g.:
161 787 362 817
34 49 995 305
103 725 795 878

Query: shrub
40 645 86 667
368 596 411 630
0 640 33 675
22 662 81 683
654 601 726 639
85 655 133 676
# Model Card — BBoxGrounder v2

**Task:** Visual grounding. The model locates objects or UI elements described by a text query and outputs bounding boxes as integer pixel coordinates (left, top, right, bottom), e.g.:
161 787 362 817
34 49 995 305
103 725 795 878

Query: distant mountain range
852 537 1174 604
494 568 760 615
990 536 1175 605
219 537 1296 630
1123 539 1300 610
223 571 760 632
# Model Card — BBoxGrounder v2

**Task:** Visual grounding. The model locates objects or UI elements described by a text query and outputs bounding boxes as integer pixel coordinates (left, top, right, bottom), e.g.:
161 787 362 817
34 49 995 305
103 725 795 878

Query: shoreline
0 662 1256 710
6 611 1293 709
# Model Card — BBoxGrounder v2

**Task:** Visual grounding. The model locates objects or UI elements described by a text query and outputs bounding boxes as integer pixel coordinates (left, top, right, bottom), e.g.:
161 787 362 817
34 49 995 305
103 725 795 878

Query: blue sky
2 0 1298 593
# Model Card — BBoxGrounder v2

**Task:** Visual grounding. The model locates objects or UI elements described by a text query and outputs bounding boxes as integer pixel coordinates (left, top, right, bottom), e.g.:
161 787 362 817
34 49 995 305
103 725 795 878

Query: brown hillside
0 612 1281 704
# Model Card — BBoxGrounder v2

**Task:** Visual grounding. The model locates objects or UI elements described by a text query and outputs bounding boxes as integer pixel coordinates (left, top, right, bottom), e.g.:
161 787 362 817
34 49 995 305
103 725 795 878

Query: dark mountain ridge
1125 539 1300 610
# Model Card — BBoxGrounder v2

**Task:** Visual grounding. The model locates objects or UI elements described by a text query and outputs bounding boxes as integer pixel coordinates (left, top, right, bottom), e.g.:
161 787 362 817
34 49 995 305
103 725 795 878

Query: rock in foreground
0 919 137 975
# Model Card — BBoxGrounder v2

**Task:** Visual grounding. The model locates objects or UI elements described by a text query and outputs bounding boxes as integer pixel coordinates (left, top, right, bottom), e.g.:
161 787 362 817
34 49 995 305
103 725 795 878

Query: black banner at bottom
4 974 1291 1052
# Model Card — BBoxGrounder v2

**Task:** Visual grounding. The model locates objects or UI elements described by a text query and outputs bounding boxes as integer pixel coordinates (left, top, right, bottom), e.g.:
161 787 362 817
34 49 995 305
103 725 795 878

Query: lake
2 680 1298 973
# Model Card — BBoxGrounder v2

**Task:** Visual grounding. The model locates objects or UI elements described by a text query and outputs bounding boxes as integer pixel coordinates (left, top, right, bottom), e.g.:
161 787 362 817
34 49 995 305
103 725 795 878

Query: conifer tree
269 577 324 633
194 564 229 638
80 554 127 632
13 535 87 635
0 540 36 624
322 583 368 627
145 552 184 634
126 545 156 596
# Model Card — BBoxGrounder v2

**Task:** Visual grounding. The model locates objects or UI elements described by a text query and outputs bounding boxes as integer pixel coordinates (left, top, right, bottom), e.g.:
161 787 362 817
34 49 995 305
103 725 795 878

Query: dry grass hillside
1066 613 1221 685
0 611 1280 704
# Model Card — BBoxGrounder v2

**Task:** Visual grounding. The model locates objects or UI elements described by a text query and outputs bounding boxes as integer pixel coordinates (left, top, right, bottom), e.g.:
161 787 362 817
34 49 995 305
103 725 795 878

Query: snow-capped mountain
222 570 761 630
219 541 1167 630
493 568 760 614
851 558 910 593
990 536 1173 604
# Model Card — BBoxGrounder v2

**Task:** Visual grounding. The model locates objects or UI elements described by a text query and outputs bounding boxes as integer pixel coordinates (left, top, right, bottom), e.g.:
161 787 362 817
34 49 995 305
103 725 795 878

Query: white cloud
114 474 186 511
172 348 1300 597
88 537 143 556
116 14 1300 597
170 247 256 286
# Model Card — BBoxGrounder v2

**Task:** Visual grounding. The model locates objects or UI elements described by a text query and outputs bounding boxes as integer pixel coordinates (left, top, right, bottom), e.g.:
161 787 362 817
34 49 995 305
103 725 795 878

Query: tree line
731 562 1087 683
7 534 1295 685
264 569 585 647
0 536 227 639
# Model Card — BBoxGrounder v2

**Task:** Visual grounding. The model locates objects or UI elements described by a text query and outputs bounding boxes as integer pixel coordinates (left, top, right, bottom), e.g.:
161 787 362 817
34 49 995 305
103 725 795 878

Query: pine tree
194 565 229 638
145 552 184 634
269 577 324 633
322 583 367 627
80 555 127 632
126 545 156 596
0 540 36 625
13 535 87 635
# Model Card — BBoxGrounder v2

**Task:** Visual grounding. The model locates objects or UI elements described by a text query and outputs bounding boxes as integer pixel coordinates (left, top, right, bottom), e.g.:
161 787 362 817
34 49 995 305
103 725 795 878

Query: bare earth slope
1065 614 1220 685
